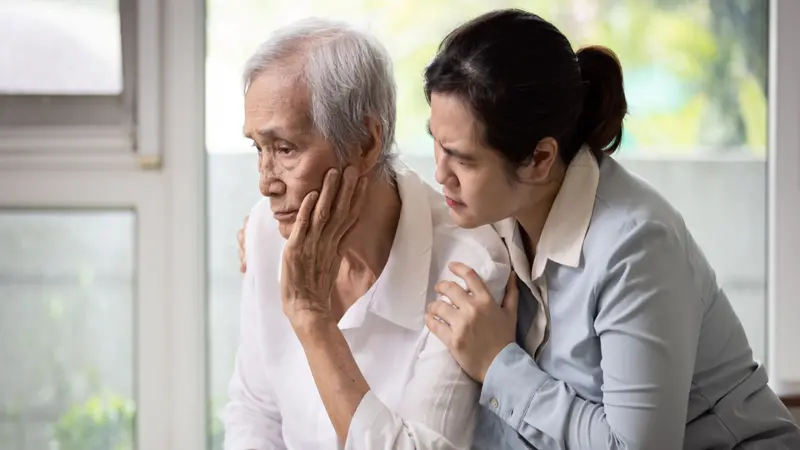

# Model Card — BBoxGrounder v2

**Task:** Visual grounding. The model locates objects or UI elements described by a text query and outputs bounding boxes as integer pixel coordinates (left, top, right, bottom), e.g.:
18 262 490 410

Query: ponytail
575 45 627 155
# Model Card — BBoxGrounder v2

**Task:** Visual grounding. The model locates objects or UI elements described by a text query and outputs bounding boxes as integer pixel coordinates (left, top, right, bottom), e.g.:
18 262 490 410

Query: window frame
0 0 164 169
0 0 206 448
768 0 800 398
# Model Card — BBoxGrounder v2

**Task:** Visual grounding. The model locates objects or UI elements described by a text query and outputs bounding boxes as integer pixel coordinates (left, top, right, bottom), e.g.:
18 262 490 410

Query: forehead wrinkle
244 66 315 140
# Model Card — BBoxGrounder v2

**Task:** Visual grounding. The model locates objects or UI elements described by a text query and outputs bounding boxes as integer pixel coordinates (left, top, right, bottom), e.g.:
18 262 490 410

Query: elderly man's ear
355 116 383 176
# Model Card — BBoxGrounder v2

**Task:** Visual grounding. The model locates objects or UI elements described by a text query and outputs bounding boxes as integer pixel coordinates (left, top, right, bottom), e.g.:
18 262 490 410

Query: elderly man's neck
331 177 401 321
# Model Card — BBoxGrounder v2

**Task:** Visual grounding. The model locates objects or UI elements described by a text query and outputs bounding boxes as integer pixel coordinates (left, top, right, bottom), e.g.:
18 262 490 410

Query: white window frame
0 0 206 448
0 0 163 167
768 0 800 397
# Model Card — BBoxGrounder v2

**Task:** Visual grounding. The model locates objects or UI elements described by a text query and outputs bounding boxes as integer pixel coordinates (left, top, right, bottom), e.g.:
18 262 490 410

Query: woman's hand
280 166 368 328
237 215 249 273
425 262 519 383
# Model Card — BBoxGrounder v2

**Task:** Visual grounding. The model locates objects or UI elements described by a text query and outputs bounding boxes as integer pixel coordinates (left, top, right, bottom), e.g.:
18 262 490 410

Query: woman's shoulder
582 158 705 274
596 158 681 218
589 157 691 244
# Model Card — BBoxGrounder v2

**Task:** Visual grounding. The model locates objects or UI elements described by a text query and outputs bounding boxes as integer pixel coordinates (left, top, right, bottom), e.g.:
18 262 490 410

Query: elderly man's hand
280 166 368 328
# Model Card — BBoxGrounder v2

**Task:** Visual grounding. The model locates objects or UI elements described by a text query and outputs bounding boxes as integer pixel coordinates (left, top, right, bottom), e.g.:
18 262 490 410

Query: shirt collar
492 217 532 286
494 146 599 282
340 163 433 331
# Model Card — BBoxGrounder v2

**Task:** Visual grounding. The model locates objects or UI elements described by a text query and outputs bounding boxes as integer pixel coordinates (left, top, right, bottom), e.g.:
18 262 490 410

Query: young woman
418 9 799 450
238 9 800 449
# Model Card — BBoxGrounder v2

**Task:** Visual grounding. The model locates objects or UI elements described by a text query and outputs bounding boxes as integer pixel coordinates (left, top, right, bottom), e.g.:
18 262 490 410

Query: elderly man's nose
261 178 286 197
259 151 276 172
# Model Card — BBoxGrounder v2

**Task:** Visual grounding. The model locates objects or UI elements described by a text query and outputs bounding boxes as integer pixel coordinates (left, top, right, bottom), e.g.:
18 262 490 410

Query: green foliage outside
48 394 225 450
208 0 768 157
53 393 135 450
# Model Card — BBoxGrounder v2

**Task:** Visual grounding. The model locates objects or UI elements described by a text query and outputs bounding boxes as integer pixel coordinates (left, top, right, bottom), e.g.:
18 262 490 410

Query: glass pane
206 156 260 449
206 1 768 446
0 0 123 95
0 211 135 450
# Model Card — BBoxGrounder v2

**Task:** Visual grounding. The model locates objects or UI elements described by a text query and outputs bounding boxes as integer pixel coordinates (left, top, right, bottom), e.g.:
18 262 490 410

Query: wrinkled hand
281 166 368 326
425 263 519 383
237 215 249 273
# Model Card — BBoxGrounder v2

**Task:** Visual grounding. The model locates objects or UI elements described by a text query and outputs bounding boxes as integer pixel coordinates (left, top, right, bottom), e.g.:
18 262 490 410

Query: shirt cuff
345 390 395 449
479 343 549 430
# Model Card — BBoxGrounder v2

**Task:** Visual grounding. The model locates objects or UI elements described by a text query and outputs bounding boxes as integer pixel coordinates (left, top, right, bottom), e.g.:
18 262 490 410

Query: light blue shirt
472 149 800 449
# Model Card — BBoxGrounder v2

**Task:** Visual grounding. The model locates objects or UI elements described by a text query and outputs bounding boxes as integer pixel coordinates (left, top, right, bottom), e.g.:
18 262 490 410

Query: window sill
0 125 134 154
0 125 156 171
781 394 800 408
774 382 800 408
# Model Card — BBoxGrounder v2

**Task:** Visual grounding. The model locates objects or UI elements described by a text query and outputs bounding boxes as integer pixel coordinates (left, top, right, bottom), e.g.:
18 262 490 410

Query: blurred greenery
208 407 225 449
52 393 134 450
50 394 224 450
0 214 135 449
206 0 768 157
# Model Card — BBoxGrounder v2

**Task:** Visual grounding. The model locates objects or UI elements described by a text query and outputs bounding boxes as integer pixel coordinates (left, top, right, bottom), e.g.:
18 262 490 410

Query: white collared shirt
222 164 511 450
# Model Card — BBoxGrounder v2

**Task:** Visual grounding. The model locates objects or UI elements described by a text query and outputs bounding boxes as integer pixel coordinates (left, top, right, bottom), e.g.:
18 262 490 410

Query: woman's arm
477 220 703 450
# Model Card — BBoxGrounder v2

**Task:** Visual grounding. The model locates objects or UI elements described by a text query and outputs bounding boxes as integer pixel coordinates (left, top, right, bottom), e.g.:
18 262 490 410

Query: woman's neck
515 165 566 260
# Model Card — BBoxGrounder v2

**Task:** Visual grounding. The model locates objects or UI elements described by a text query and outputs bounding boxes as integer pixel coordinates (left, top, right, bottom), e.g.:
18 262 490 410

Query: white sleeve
344 259 511 450
344 332 479 450
221 203 286 450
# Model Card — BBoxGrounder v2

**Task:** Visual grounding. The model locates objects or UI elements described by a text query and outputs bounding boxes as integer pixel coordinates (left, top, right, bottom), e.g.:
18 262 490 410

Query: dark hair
424 9 627 168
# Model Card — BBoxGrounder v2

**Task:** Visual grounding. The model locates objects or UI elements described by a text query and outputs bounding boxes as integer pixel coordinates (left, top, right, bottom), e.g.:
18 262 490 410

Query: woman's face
428 93 527 229
428 92 562 229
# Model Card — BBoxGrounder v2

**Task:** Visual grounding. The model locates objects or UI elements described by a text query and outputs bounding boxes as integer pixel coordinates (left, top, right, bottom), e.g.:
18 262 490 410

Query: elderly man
222 18 511 449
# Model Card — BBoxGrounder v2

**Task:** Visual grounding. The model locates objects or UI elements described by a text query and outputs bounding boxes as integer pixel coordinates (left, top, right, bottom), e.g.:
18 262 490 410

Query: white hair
243 18 398 181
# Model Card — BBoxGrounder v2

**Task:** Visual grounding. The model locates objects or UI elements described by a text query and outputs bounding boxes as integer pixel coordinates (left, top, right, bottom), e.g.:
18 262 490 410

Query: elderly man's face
244 68 341 239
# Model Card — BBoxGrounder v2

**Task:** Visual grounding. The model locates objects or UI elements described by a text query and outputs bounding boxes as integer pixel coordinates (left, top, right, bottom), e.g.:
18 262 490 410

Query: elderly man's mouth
273 211 297 221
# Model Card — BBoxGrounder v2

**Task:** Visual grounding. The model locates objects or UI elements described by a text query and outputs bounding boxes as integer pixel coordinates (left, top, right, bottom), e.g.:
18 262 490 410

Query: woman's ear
516 137 559 184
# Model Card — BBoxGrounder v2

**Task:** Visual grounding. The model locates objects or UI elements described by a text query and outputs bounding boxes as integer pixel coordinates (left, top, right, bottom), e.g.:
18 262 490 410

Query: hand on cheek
279 166 369 329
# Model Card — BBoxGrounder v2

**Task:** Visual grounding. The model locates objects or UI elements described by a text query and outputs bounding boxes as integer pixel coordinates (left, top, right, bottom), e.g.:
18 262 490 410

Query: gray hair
243 18 398 181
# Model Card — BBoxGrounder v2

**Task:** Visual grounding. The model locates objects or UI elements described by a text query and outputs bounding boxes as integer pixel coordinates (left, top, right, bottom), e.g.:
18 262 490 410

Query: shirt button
490 398 499 409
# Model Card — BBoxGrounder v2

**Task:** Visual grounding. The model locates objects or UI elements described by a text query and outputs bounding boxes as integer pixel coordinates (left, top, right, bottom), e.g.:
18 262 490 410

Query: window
205 1 775 444
0 0 123 95
0 0 136 142
0 0 205 447
0 211 135 450
768 0 800 394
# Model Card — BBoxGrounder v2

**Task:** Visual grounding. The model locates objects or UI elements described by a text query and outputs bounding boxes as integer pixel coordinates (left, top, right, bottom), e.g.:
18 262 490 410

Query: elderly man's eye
252 143 262 154
277 146 294 155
